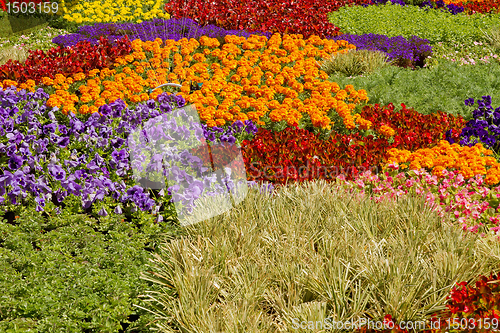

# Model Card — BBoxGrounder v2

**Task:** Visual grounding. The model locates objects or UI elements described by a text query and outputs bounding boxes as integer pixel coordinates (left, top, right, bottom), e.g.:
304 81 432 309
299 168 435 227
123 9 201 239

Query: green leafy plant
329 60 500 121
404 0 427 5
319 48 394 77
0 25 70 66
0 204 185 332
328 3 500 47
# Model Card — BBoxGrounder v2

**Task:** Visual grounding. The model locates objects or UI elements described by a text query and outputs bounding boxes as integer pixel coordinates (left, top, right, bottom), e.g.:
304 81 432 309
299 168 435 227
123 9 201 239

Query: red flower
164 0 371 39
0 37 132 84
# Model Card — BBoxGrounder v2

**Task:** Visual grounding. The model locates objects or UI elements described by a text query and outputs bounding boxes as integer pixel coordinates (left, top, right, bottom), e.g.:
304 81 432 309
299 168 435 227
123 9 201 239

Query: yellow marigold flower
79 105 90 114
379 125 396 137
89 69 100 77
41 77 54 86
73 73 86 81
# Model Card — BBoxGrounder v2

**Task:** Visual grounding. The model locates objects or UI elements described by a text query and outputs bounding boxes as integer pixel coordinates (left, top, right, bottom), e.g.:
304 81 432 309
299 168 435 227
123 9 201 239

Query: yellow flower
379 125 396 137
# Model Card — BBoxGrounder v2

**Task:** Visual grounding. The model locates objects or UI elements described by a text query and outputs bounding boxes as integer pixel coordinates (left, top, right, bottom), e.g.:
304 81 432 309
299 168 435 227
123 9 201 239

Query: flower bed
25 34 370 133
0 85 261 223
0 37 132 84
51 18 273 48
163 0 372 39
2 1 500 330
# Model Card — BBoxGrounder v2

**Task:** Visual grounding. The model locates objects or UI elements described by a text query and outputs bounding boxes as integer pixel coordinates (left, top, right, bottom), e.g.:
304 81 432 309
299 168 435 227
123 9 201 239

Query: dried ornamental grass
0 46 28 66
137 180 500 332
319 48 394 77
481 25 500 51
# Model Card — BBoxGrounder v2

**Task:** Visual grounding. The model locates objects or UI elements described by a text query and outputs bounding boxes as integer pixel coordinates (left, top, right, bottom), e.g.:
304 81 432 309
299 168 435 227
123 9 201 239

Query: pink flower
490 225 500 233
405 179 415 188
467 225 479 233
387 161 399 169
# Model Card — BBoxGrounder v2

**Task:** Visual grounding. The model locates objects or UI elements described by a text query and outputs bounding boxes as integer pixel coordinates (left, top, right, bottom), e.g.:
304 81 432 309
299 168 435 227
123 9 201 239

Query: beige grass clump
137 180 500 332
319 48 394 77
481 25 500 52
0 46 28 65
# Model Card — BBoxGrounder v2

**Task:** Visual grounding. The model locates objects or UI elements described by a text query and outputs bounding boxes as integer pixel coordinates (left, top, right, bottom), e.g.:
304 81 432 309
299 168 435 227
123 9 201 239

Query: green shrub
319 49 394 76
47 15 80 33
404 0 427 5
328 3 500 46
0 204 185 332
329 60 500 120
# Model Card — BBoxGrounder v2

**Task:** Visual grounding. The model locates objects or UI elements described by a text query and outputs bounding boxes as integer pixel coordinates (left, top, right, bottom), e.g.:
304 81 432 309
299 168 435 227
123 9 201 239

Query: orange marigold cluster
386 140 500 185
379 124 396 138
38 34 370 130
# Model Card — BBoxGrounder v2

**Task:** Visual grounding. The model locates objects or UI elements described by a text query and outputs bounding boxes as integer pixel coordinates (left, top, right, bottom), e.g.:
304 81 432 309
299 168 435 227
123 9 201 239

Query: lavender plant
51 18 273 47
329 33 432 68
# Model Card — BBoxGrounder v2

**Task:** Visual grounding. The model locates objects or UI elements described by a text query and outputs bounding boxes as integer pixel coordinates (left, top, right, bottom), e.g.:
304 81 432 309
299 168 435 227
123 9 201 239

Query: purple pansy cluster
420 0 465 15
0 85 258 219
446 96 500 153
329 33 432 68
52 18 273 47
125 104 260 225
202 120 258 146
128 106 244 219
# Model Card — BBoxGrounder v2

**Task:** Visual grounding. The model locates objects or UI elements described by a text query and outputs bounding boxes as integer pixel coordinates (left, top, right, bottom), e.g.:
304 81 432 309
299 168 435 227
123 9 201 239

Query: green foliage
404 0 427 5
328 3 500 46
47 15 80 33
0 14 51 37
0 204 185 332
319 48 394 77
0 25 69 59
426 39 500 68
329 60 500 120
